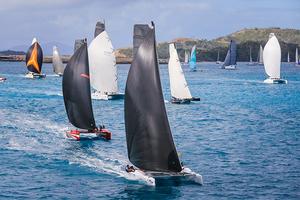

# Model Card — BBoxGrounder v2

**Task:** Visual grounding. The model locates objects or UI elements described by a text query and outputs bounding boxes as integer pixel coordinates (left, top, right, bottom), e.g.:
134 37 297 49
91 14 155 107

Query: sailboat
216 50 221 64
247 47 255 66
263 33 287 84
0 77 6 82
88 21 124 100
124 22 203 186
287 51 290 63
183 50 189 66
62 39 112 140
168 43 200 104
257 45 264 65
25 38 46 78
222 40 237 70
189 45 197 71
52 46 65 76
296 48 300 66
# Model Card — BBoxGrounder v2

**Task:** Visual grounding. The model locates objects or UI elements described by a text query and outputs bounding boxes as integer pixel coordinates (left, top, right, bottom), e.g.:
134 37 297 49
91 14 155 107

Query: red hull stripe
80 73 90 79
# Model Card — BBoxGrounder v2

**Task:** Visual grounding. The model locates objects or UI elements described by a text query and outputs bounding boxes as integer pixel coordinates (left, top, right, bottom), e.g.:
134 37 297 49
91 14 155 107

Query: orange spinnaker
26 43 41 73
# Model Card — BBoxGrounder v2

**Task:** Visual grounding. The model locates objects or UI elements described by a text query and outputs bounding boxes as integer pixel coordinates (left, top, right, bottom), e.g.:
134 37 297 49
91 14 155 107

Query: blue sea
0 62 299 199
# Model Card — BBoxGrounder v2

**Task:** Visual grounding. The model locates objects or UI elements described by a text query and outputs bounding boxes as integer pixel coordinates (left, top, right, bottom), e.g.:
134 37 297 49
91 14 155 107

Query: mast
88 21 118 94
125 22 182 172
263 33 281 79
63 40 96 130
25 38 43 74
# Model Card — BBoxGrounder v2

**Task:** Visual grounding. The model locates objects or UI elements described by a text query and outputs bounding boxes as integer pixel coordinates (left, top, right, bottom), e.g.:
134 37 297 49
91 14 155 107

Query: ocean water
0 61 299 199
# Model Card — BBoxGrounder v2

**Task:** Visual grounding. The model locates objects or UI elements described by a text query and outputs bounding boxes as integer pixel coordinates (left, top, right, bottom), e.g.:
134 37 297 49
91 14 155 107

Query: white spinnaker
168 43 192 99
88 31 118 93
52 46 64 74
263 33 281 79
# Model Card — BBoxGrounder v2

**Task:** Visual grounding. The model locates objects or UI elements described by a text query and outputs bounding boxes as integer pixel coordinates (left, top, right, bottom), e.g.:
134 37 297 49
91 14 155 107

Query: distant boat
287 51 290 63
0 77 6 82
168 43 200 104
52 46 65 76
88 21 124 100
222 40 237 70
247 47 255 66
183 50 189 65
263 33 287 84
296 48 300 66
189 45 197 71
25 38 46 78
124 22 203 186
257 45 264 65
216 50 221 64
62 39 112 140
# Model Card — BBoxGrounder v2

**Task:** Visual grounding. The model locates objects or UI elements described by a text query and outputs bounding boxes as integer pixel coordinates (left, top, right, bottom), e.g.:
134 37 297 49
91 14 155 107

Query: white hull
264 78 287 84
125 169 156 186
25 72 46 79
91 91 124 100
224 65 236 70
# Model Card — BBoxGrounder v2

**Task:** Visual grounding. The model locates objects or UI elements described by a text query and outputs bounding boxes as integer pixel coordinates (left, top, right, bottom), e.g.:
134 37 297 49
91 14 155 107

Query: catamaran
62 39 112 140
124 22 203 186
216 50 221 64
52 46 65 76
168 43 200 104
88 21 124 100
247 47 255 66
263 33 287 84
296 48 300 66
257 45 264 65
25 38 46 78
222 40 237 69
189 45 197 71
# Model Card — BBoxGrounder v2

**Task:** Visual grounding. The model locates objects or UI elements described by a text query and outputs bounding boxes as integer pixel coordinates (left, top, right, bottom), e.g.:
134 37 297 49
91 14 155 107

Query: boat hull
264 78 287 84
66 128 112 141
25 72 46 79
224 65 236 70
0 77 6 82
171 97 191 104
91 92 124 100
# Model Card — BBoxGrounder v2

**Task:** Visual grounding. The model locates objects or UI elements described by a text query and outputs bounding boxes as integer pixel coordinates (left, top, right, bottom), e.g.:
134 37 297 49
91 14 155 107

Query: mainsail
287 51 290 62
222 40 237 67
74 39 85 53
217 50 220 62
296 48 299 64
249 47 253 62
189 45 196 71
63 41 96 130
125 22 182 172
52 46 65 75
168 43 192 99
258 45 264 64
184 50 189 63
263 33 281 79
88 21 118 94
25 38 43 74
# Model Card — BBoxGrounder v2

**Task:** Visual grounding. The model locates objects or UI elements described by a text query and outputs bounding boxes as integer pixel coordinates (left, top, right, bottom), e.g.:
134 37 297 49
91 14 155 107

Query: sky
0 0 299 52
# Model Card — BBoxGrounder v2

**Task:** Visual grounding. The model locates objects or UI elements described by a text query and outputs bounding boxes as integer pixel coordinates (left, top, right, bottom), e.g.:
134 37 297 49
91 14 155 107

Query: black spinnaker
124 22 182 172
94 21 105 38
25 41 43 74
222 40 237 67
63 40 96 130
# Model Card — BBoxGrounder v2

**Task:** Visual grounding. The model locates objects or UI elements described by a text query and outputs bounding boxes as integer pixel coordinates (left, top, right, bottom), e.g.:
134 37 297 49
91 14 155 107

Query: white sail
287 52 290 62
263 33 281 79
296 48 299 64
31 37 37 44
168 43 192 99
52 46 64 75
88 31 118 94
259 45 264 63
184 50 189 63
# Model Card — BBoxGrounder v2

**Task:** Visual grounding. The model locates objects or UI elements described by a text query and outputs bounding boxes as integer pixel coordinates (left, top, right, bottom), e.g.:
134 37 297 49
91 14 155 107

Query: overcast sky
0 0 299 50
